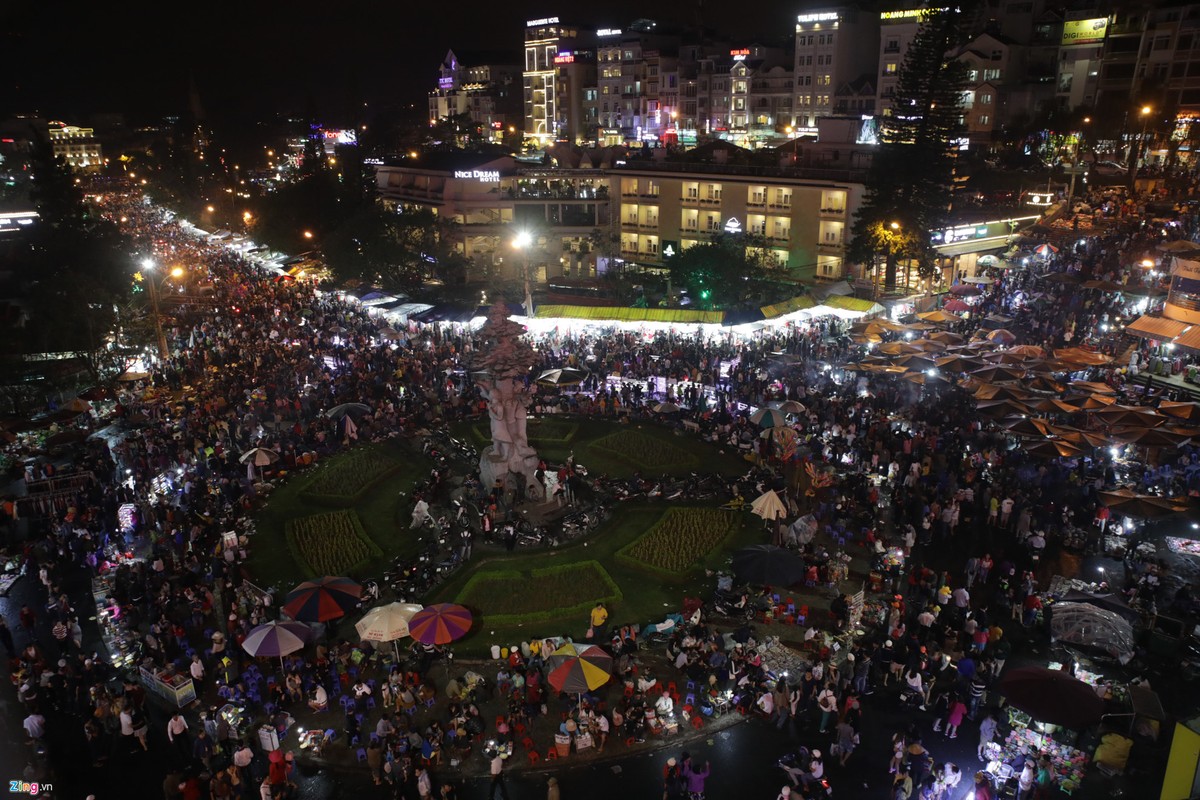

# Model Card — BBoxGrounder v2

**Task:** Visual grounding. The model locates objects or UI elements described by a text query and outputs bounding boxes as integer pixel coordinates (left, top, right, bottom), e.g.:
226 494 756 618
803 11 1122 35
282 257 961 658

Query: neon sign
554 51 575 64
797 12 839 22
731 48 750 61
526 16 559 26
597 28 622 36
724 217 743 233
454 170 502 182
438 76 454 90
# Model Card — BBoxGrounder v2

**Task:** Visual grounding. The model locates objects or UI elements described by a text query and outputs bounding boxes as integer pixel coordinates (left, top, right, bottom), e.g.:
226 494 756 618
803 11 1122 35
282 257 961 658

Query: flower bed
285 509 383 578
458 561 622 626
301 446 402 506
617 508 736 576
470 418 579 446
590 429 698 470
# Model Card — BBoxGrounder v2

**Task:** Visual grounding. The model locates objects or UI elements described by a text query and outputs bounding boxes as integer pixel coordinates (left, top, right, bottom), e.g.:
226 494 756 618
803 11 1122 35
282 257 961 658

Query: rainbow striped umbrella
283 576 362 623
406 603 473 645
546 643 612 695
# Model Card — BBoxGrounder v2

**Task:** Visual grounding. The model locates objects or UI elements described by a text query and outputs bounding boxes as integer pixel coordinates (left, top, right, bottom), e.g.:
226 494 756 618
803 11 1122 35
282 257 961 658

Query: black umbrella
996 666 1105 728
731 544 806 587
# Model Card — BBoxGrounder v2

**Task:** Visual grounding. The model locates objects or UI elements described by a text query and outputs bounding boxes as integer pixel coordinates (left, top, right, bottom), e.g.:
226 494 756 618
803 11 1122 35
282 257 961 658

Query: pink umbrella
949 284 981 296
407 603 473 645
943 298 973 313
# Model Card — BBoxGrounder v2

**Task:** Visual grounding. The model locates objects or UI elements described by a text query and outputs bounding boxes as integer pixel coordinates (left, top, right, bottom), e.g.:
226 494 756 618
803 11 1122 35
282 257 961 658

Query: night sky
2 1 799 127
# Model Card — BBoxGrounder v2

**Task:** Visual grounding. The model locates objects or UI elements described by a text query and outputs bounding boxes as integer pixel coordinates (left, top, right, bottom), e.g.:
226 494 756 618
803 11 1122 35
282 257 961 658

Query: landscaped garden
250 416 770 654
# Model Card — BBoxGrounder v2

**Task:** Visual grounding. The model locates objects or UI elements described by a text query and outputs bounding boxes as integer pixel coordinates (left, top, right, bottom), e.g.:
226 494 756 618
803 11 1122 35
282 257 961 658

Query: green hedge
284 509 384 578
616 507 737 578
300 446 403 507
458 560 622 627
590 429 699 470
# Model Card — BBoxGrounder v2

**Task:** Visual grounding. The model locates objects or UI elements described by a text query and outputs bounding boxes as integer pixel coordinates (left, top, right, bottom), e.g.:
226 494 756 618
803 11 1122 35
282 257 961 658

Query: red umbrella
997 666 1104 728
949 284 982 296
407 603 473 645
1035 243 1059 256
943 298 973 313
282 576 362 623
545 643 613 695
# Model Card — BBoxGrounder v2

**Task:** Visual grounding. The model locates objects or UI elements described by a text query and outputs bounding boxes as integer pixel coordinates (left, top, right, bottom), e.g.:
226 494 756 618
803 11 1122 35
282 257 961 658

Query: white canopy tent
1049 602 1136 663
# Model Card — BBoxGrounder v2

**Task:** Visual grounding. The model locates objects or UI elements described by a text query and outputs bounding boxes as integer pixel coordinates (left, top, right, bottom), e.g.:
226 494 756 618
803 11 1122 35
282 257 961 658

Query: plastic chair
691 715 704 730
365 696 376 710
356 747 367 762
545 747 558 760
370 733 380 745
527 751 540 766
521 737 537 752
796 606 808 625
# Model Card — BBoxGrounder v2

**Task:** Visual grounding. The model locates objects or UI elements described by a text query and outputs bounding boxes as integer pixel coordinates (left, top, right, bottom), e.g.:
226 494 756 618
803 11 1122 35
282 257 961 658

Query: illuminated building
793 9 880 131
429 50 521 140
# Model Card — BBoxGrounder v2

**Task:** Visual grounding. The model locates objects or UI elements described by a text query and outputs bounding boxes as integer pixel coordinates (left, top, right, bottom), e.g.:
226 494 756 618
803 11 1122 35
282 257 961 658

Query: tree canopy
848 6 972 285
665 234 790 310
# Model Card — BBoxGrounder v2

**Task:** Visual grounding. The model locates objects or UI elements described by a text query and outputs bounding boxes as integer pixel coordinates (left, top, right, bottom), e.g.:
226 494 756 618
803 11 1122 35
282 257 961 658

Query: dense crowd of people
1 177 1198 800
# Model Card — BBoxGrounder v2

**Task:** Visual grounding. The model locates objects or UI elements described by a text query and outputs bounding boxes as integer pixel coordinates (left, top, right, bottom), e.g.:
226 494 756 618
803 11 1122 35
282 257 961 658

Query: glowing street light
303 230 314 240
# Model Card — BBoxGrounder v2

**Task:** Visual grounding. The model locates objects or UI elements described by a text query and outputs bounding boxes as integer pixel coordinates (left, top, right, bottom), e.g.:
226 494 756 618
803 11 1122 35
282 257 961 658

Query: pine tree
848 6 973 288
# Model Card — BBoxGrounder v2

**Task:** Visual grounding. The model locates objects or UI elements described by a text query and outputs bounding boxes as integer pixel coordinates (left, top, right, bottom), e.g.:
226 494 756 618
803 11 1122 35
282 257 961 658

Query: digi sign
597 28 622 36
438 76 454 90
526 16 559 26
1061 17 1109 46
730 48 751 61
797 12 839 23
554 51 575 64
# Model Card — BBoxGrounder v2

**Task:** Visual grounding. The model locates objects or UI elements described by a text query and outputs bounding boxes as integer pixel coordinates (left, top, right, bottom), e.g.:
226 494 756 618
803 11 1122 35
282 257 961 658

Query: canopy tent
1048 602 1136 662
1056 589 1141 624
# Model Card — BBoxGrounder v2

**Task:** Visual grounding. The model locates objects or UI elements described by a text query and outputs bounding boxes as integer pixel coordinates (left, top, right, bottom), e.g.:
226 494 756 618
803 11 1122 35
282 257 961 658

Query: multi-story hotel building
793 9 880 131
523 17 590 143
428 50 521 136
374 133 867 285
46 121 103 171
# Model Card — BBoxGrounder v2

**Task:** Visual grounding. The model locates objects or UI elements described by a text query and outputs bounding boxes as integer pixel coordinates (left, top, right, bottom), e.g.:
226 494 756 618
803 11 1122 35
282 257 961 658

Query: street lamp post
1066 116 1090 209
513 231 534 317
141 258 170 360
876 220 900 299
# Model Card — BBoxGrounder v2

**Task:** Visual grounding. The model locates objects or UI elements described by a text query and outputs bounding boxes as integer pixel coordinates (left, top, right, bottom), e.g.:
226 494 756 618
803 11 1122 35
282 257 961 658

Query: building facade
794 9 880 131
428 50 522 136
523 17 589 143
373 147 866 285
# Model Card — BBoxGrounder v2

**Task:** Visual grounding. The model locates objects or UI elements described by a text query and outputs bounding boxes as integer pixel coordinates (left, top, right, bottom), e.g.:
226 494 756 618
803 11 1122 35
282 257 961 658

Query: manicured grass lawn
430 502 770 656
249 417 776 656
452 415 752 479
247 440 430 591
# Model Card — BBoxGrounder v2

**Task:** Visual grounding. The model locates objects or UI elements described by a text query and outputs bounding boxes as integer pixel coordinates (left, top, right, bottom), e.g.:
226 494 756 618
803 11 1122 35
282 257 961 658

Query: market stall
91 574 139 670
985 725 1090 795
139 659 197 708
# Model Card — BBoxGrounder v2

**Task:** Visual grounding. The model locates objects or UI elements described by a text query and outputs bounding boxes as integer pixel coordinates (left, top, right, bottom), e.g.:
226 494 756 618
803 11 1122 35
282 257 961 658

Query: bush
617 507 736 576
285 509 383 578
590 429 698 470
301 446 402 506
458 561 622 626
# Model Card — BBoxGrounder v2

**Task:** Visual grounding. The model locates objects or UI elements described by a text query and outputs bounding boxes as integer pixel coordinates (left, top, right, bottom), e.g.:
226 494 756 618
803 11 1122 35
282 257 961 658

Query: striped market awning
1125 314 1192 341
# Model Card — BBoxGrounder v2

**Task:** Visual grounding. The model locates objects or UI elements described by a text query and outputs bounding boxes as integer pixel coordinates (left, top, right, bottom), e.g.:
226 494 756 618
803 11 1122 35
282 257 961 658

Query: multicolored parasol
406 603 473 645
282 576 362 623
545 643 613 694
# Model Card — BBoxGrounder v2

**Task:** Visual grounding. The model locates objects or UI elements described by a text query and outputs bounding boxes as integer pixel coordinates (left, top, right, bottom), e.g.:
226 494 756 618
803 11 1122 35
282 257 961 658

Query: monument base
479 446 544 502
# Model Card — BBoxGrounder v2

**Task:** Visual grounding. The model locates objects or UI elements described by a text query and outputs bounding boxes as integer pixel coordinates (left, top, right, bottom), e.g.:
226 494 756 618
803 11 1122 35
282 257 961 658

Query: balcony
817 240 844 252
622 219 639 229
681 195 701 206
699 197 722 205
638 191 660 199
819 206 846 218
638 221 660 230
768 202 792 210
620 245 639 256
748 198 767 208
768 232 791 242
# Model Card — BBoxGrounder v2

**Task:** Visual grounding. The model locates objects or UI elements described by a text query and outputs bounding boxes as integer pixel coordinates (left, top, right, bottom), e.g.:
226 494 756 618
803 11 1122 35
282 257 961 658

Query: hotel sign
881 8 940 21
526 16 559 26
797 12 839 23
454 170 501 182
597 28 622 36
554 51 575 64
730 48 751 61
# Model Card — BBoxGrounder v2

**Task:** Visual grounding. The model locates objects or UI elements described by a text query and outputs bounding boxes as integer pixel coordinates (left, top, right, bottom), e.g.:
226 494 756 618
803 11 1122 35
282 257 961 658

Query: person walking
977 710 998 761
167 711 190 763
816 682 838 733
546 776 560 800
0 616 14 658
489 751 510 800
682 755 711 799
588 602 609 639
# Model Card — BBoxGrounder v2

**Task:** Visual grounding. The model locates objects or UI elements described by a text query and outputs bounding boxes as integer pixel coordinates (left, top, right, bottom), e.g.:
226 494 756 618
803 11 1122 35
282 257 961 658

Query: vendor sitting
308 684 328 712
353 680 372 699
654 690 675 718
637 673 659 695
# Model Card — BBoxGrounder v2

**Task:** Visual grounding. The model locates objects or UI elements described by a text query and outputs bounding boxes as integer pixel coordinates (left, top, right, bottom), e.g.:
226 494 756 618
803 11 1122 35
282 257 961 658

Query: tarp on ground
1048 601 1136 662
534 305 725 324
